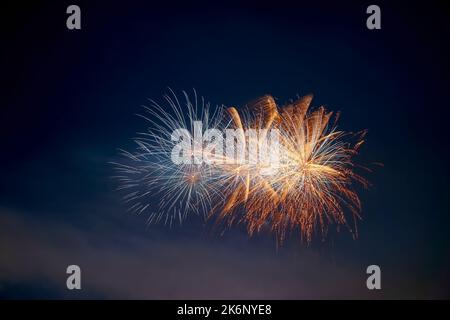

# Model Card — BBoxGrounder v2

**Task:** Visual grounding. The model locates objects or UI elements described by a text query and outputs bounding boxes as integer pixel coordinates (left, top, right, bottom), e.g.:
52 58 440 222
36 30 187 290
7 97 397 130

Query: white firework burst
112 89 225 225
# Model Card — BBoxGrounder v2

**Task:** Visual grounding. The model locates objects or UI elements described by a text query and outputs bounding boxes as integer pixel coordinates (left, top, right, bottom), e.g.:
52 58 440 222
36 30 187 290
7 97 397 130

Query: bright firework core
113 90 369 243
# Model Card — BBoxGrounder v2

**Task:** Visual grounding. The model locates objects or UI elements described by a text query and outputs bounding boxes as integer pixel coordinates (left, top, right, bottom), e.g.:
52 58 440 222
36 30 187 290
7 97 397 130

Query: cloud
0 207 380 299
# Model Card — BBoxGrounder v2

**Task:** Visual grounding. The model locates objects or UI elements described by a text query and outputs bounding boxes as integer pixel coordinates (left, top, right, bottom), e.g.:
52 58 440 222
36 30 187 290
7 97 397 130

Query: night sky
1 1 449 299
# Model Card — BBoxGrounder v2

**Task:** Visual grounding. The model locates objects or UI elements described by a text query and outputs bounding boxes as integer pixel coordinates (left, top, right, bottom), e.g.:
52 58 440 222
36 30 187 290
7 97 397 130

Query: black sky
0 0 449 299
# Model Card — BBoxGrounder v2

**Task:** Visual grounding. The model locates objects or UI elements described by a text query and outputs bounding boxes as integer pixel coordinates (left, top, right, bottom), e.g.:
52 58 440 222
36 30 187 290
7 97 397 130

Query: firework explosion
113 90 369 243
112 89 225 225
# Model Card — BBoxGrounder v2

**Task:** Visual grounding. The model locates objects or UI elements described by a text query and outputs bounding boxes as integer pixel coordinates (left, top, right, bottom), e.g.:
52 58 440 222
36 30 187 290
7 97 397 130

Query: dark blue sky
0 1 449 298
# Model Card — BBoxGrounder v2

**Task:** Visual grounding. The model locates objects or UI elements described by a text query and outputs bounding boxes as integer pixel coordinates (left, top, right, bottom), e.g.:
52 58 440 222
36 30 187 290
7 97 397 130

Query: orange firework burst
216 94 369 243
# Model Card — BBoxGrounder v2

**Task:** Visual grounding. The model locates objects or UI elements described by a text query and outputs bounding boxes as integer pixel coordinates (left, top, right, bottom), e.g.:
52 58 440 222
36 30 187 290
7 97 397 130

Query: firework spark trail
112 89 226 226
113 90 369 242
217 95 369 243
